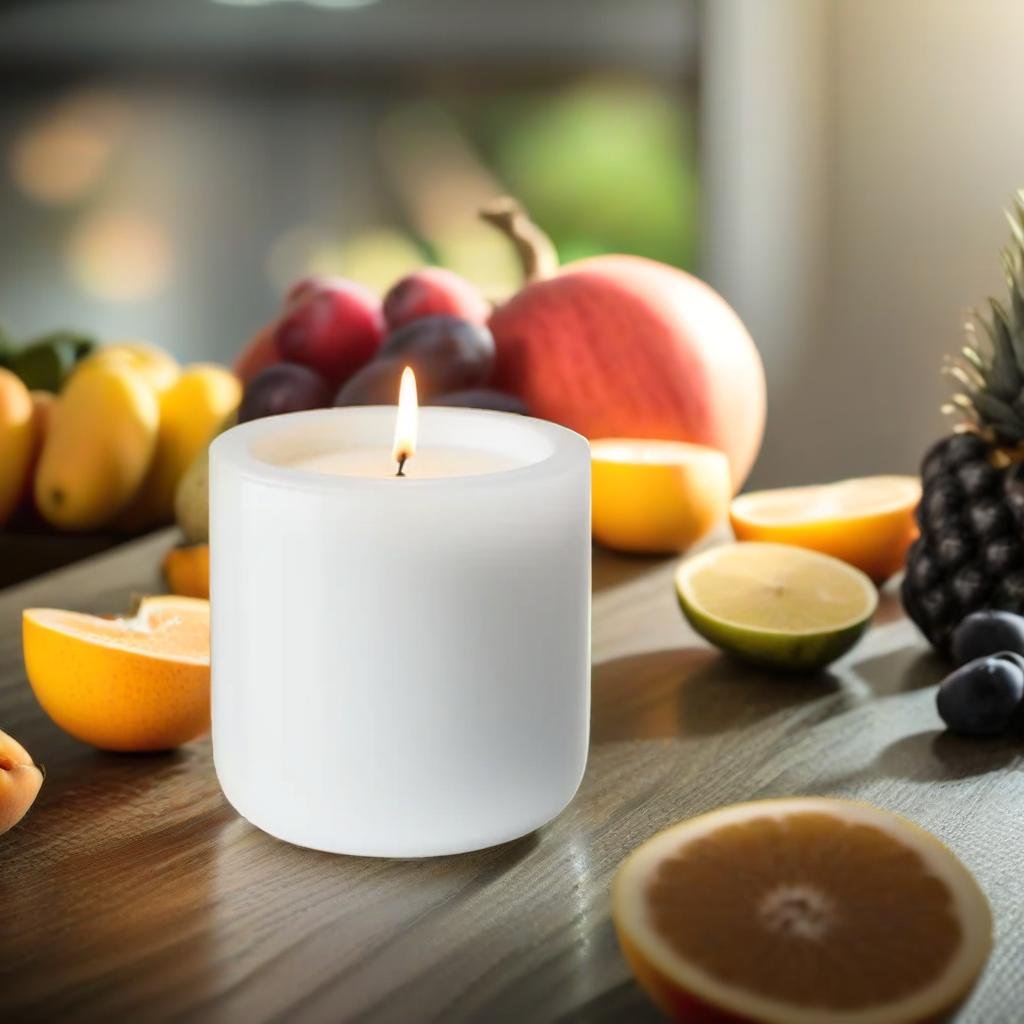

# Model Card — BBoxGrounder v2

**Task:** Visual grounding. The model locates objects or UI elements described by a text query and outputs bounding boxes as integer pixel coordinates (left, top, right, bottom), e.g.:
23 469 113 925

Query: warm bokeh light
265 222 425 295
65 209 172 302
9 90 131 207
378 102 522 299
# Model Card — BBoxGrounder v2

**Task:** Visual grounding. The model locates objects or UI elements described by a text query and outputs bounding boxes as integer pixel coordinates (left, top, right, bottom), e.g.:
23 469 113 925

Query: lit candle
289 368 519 480
208 377 591 857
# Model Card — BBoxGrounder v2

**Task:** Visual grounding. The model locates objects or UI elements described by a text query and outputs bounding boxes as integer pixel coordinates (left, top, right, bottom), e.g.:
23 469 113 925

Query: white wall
704 0 1024 489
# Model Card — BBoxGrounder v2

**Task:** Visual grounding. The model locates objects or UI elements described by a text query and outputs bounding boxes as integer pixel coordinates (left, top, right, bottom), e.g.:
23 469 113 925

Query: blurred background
2 0 1024 488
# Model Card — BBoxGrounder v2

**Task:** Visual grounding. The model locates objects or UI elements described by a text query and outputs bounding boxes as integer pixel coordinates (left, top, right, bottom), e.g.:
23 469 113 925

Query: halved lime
675 542 877 671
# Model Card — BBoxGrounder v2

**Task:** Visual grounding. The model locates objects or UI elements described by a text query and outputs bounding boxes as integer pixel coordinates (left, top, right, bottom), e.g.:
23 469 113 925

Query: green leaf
1007 277 1024 372
978 304 1020 400
972 389 1024 436
994 421 1024 444
0 326 12 368
1007 206 1024 251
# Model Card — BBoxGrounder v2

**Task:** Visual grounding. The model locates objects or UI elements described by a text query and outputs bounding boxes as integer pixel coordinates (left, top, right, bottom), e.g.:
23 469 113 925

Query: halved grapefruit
613 798 992 1023
23 595 210 751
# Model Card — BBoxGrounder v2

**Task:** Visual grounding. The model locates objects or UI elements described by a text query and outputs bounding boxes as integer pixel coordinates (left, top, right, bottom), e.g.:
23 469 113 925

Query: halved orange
613 798 991 1024
23 595 210 752
730 476 921 584
591 439 731 554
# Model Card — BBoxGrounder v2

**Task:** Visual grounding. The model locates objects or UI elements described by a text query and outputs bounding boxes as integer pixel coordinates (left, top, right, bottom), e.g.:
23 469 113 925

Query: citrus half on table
675 542 877 671
612 798 992 1024
591 439 731 554
23 595 210 752
730 475 921 584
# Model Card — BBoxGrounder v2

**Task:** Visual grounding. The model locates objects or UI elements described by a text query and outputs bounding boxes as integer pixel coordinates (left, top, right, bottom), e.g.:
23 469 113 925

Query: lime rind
678 594 871 672
674 543 878 672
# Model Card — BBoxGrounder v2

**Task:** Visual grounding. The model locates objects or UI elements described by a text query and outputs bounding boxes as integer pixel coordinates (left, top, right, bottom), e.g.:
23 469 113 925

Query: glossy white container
209 406 591 857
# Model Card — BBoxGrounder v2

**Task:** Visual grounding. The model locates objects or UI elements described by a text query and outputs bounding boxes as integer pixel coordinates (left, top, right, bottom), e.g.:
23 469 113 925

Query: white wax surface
210 406 591 857
290 447 520 479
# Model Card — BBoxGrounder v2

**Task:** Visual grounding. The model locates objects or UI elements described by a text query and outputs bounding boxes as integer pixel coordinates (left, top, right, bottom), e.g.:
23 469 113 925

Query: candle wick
396 453 408 478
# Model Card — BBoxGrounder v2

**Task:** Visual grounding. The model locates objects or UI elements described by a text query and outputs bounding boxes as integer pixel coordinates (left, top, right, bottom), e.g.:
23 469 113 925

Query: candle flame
392 366 418 471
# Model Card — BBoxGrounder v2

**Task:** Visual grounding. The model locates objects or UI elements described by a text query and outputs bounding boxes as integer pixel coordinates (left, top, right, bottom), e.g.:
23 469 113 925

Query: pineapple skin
903 192 1024 651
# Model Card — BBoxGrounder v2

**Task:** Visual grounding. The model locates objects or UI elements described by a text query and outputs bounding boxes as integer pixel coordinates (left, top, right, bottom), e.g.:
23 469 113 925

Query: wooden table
1 532 1021 1022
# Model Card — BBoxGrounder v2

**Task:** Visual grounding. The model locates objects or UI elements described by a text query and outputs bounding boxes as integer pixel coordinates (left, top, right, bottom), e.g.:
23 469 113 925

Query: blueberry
936 655 1024 736
951 610 1024 665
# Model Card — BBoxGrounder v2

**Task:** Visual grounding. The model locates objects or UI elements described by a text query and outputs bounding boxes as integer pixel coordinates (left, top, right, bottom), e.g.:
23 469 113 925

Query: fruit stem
479 198 560 284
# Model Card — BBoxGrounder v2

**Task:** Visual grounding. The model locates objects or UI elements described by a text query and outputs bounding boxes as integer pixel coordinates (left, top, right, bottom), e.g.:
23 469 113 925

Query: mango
116 365 240 531
74 340 180 394
175 447 210 544
35 364 159 531
0 367 35 526
0 728 42 835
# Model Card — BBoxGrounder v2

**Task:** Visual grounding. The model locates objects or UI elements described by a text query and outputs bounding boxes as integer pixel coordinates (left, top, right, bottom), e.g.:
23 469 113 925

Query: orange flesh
646 811 961 1011
36 606 208 661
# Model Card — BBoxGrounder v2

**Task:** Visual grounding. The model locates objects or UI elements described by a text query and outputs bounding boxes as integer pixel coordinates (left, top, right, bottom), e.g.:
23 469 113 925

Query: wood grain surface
0 531 1021 1022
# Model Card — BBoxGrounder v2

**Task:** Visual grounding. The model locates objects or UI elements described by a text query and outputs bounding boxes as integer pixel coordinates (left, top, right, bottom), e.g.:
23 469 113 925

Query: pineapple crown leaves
944 189 1024 445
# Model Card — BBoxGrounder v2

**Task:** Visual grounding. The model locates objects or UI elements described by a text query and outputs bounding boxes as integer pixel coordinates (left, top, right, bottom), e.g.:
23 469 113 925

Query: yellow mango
115 364 240 530
74 340 180 394
0 368 35 526
35 365 159 531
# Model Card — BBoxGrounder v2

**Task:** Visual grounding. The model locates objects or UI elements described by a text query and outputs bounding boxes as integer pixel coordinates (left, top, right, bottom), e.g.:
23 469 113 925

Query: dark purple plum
377 315 495 392
238 363 332 422
334 358 409 406
936 654 1024 736
428 389 528 414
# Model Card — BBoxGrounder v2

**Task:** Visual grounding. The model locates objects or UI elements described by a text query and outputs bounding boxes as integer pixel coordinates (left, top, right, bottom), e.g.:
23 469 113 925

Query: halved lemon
23 595 210 751
730 476 921 584
675 542 877 671
613 798 992 1024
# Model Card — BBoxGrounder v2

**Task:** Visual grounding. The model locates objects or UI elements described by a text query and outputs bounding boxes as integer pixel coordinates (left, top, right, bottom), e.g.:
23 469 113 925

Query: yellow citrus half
730 476 921 584
23 595 210 751
613 798 992 1024
591 439 731 554
675 542 877 671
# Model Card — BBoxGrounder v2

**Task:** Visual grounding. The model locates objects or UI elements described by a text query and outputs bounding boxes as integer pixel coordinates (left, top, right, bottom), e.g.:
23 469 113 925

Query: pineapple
903 190 1024 652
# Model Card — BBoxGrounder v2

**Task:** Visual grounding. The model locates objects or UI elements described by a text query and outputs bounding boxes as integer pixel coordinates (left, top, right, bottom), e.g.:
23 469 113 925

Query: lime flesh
675 542 878 671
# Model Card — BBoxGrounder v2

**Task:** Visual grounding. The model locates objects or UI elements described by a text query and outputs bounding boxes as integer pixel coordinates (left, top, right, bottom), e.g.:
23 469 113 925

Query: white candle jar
209 406 591 857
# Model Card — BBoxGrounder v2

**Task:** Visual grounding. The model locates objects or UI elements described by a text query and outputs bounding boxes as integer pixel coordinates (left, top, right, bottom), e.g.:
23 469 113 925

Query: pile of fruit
903 192 1024 652
0 338 239 534
231 198 768 475
233 268 523 424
